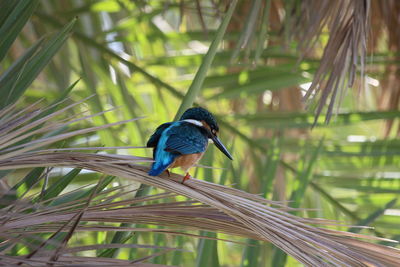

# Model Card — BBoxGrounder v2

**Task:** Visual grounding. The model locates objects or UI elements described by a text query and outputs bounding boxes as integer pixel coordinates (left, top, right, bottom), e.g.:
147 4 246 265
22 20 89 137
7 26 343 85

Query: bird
146 107 233 183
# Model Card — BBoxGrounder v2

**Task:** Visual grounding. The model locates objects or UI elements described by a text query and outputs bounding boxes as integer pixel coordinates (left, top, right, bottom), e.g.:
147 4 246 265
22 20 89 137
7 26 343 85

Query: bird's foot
181 173 191 184
165 169 171 177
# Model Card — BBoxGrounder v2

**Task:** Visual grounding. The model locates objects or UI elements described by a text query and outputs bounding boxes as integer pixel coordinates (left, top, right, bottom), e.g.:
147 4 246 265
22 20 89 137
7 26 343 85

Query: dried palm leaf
297 0 370 125
374 1 400 136
1 100 400 266
2 151 400 266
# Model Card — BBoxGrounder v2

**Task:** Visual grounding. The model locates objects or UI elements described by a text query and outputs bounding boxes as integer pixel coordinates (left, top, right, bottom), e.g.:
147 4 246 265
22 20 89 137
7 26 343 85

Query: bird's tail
148 161 172 176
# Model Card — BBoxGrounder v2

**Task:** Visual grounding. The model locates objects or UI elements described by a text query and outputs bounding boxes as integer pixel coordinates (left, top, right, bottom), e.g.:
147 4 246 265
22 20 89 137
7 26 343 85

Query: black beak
211 135 233 160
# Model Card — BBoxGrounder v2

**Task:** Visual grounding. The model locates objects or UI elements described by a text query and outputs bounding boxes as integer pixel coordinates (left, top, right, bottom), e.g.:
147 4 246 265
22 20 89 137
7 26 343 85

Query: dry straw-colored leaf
1 100 400 266
297 0 370 125
2 153 400 266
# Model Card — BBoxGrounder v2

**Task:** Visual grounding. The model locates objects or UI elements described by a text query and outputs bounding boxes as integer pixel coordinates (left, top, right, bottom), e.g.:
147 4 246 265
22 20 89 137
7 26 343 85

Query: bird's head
180 107 233 160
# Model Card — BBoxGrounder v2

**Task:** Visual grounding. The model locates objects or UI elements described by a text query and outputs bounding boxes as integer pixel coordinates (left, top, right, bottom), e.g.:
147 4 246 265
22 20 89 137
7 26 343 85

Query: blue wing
164 122 208 155
146 122 172 148
147 121 207 176
148 122 175 176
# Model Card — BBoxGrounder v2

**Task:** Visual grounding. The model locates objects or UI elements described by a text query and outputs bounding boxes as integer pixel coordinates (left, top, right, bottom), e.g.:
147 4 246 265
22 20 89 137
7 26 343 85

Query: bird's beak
211 135 233 160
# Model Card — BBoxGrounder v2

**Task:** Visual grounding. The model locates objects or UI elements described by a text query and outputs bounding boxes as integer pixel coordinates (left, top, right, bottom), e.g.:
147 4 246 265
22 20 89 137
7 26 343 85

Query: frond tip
298 0 370 125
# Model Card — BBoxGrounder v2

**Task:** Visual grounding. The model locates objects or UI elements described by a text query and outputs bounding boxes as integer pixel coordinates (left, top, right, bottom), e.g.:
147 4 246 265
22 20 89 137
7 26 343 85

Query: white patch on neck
183 119 203 127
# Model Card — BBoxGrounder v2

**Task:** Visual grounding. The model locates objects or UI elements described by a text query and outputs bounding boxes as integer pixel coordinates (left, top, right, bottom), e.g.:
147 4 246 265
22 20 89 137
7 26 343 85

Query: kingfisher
147 107 233 183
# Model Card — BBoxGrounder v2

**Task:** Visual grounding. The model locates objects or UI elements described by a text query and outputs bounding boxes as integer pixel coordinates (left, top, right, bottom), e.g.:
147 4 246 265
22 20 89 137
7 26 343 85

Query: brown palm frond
297 0 370 125
1 254 174 267
1 152 400 266
1 101 400 266
374 1 400 136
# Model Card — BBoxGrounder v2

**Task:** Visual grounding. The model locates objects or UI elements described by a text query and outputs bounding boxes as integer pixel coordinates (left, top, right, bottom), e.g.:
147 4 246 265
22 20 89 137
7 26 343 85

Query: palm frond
297 0 370 124
1 101 399 266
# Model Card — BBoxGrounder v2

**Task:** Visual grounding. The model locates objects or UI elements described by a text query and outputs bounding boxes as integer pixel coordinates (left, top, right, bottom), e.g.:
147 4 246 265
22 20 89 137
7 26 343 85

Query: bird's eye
211 129 216 135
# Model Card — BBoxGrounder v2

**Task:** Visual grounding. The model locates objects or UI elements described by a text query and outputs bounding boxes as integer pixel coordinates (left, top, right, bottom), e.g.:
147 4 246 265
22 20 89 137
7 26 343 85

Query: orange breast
170 153 204 172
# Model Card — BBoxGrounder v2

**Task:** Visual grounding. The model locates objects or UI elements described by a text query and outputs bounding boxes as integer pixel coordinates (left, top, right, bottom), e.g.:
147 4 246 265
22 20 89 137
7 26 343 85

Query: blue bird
147 107 233 183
